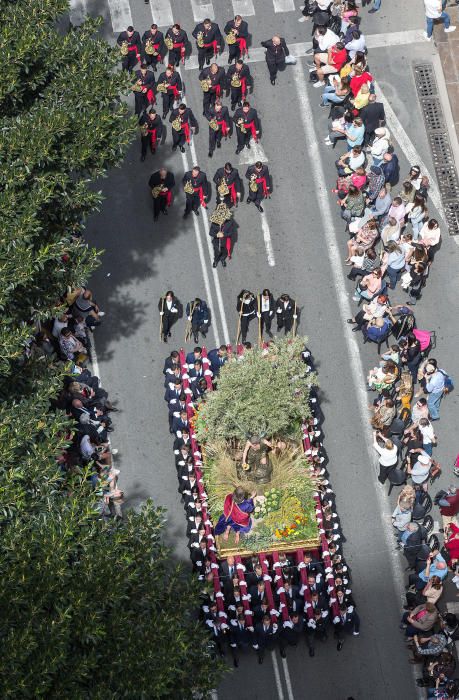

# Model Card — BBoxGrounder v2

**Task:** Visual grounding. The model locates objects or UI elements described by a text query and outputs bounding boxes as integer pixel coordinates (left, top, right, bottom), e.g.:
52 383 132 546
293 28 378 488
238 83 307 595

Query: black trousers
230 85 244 108
306 627 328 650
266 58 285 80
228 43 241 62
212 238 228 265
236 128 252 148
277 317 293 333
153 196 168 218
185 192 201 214
172 129 186 148
261 311 272 334
141 135 156 157
203 90 218 114
209 128 223 153
134 91 150 115
168 48 182 66
161 92 175 115
247 186 263 205
122 52 138 72
198 46 214 70
240 315 253 341
192 321 208 338
378 461 397 484
162 312 176 338
144 53 161 70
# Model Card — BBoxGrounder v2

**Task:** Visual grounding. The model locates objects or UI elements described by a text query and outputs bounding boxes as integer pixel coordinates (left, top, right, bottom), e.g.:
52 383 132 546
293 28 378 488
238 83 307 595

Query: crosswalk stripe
149 0 173 27
231 0 256 16
272 0 295 11
237 141 268 164
107 0 133 32
190 0 215 22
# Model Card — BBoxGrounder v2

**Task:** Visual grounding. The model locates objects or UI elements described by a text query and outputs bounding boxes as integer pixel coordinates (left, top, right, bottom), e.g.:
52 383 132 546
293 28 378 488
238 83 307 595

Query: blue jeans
321 86 345 106
387 265 403 289
426 11 450 37
373 0 381 9
423 443 433 456
427 390 443 420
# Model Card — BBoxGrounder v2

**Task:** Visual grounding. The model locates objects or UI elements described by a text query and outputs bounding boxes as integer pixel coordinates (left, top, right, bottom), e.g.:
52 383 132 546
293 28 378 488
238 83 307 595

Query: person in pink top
387 197 406 226
353 268 384 301
418 218 441 261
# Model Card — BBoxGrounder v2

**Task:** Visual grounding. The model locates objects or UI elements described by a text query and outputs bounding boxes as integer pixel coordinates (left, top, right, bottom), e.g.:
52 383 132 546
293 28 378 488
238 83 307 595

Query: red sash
223 494 250 527
146 88 155 104
216 118 228 137
240 76 247 98
166 82 180 100
226 236 232 257
211 83 221 97
128 44 140 60
182 121 191 143
193 186 207 207
160 189 173 207
228 182 238 206
147 128 157 150
243 120 258 142
237 37 248 56
256 176 269 197
172 41 186 63
203 40 218 55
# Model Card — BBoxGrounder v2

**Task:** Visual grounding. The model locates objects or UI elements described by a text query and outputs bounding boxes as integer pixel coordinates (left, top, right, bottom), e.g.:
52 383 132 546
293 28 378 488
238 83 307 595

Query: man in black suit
142 24 165 70
229 614 255 667
307 573 326 596
306 609 329 656
283 579 304 614
276 294 296 335
170 104 198 153
171 409 189 438
192 18 222 70
360 94 386 146
208 345 228 376
226 60 252 109
255 615 279 664
261 35 289 85
163 350 180 377
224 15 249 64
246 162 271 213
233 101 260 154
164 378 182 403
158 290 181 342
334 604 361 650
148 168 175 219
205 101 232 158
249 580 266 609
279 613 305 658
182 166 209 218
199 63 226 115
117 26 141 72
214 162 242 208
258 289 275 338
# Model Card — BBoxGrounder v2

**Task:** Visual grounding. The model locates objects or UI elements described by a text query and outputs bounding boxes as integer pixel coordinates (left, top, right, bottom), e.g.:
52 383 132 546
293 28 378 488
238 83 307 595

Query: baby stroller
412 327 436 358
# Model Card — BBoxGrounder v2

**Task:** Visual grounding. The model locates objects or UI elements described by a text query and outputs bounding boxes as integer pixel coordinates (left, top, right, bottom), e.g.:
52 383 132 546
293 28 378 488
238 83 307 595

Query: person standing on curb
423 0 456 40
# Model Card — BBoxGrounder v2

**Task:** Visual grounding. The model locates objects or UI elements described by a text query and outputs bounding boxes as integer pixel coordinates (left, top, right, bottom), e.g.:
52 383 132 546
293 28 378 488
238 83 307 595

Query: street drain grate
413 62 459 235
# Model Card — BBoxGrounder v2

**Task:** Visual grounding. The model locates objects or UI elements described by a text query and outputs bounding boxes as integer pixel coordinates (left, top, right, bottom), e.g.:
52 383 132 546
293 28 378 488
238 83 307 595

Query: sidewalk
435 3 459 136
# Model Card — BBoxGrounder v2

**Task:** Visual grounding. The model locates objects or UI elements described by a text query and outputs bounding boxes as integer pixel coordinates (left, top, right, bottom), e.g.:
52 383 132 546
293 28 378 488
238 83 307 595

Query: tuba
184 180 194 194
151 185 163 199
237 118 246 134
218 178 230 197
197 31 205 48
172 117 182 132
209 118 219 132
210 203 232 225
145 38 158 56
231 73 242 88
120 40 129 56
200 78 211 93
164 35 174 50
249 174 259 192
157 81 168 93
225 29 237 45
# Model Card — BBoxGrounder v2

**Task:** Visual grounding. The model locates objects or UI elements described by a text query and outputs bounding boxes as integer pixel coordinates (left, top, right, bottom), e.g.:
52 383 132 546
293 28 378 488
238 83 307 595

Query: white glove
187 316 191 321
293 315 298 319
159 311 164 316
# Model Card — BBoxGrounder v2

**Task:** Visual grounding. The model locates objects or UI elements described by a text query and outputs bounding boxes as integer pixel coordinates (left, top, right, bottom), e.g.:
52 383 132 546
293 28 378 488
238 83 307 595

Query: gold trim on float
216 535 320 559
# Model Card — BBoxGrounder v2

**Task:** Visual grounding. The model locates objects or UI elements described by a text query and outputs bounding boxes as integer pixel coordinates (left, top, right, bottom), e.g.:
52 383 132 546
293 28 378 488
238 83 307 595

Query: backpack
439 369 454 395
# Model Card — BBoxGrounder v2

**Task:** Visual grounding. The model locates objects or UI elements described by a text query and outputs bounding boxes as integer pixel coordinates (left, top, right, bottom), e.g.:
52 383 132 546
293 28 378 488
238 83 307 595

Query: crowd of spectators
27 286 122 519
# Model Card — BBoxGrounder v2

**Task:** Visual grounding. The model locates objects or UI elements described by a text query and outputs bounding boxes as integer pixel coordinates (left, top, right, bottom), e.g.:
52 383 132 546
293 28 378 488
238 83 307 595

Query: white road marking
232 0 256 16
149 0 173 27
273 0 295 11
180 151 221 348
184 30 426 70
270 651 285 700
281 657 295 700
69 0 87 26
238 140 269 164
190 0 215 22
374 79 444 220
261 212 276 267
107 0 132 33
291 60 424 699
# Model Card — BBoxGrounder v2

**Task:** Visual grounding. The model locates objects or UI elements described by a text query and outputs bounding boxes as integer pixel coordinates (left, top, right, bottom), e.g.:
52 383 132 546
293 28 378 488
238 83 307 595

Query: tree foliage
0 3 224 696
195 337 318 442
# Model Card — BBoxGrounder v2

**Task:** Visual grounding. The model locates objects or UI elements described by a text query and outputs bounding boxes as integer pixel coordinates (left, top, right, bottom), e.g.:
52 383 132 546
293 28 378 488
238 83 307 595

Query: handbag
285 55 297 65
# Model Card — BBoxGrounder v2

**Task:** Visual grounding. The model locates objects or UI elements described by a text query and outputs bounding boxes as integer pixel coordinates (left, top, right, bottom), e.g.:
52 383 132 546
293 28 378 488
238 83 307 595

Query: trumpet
120 40 129 56
197 31 205 48
225 29 237 45
209 118 219 132
231 74 242 88
237 118 246 134
171 117 182 132
145 38 158 55
184 180 194 194
157 81 168 93
218 178 230 197
164 35 174 50
200 78 211 93
249 174 259 192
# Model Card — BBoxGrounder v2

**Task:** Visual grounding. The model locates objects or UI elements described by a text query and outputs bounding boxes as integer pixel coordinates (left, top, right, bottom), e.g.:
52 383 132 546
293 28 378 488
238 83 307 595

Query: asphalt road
81 0 459 697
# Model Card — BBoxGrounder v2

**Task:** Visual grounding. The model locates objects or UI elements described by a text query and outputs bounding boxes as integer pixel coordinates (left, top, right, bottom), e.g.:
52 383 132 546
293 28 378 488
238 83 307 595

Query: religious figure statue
239 435 273 484
214 486 256 544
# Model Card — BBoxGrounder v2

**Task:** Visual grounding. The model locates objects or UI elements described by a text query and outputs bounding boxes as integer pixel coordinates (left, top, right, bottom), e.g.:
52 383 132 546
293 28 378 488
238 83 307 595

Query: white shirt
80 434 95 459
261 298 270 313
317 29 339 52
373 438 398 466
345 35 366 59
420 422 435 445
52 318 68 338
349 151 365 170
424 0 442 18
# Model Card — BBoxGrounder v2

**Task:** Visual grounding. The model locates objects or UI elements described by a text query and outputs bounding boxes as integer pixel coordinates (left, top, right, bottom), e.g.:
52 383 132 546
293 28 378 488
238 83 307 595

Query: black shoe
233 658 239 668
208 151 213 158
270 78 276 85
172 145 177 151
162 112 167 119
163 209 168 216
212 261 217 268
351 327 360 332
183 211 190 219
206 57 211 65
309 648 315 657
246 143 251 149
231 103 237 111
163 336 168 343
337 641 343 651
238 100 242 107
168 332 171 338
267 330 273 338
194 335 199 343
217 141 221 148
193 208 200 216
246 197 251 203
235 147 242 154
280 649 286 658
141 154 146 161
180 146 185 153
258 656 263 664
153 214 158 221
222 260 226 267
368 7 378 11
256 204 264 213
